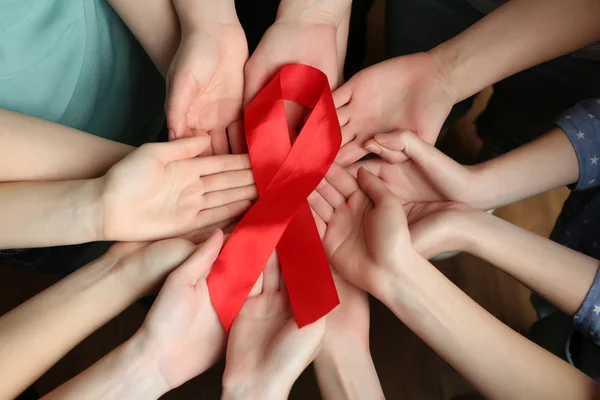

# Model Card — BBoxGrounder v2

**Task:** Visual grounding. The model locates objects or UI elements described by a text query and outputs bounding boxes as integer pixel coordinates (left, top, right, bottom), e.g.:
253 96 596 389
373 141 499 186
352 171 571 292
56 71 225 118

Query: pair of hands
310 129 486 301
166 10 341 153
125 230 325 398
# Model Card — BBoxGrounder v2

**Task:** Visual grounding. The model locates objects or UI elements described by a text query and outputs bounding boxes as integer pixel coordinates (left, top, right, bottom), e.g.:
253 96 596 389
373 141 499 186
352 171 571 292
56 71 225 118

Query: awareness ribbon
207 64 340 332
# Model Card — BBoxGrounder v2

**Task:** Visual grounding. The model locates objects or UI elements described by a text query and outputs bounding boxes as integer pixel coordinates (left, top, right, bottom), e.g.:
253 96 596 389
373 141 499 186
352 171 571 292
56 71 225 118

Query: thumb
356 166 396 206
243 61 272 109
367 131 470 198
151 136 212 164
363 130 420 164
166 72 197 140
172 229 224 285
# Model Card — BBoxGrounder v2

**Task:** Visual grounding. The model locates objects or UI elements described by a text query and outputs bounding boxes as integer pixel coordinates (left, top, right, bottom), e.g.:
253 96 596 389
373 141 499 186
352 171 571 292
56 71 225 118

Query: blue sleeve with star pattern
557 98 600 190
574 267 600 344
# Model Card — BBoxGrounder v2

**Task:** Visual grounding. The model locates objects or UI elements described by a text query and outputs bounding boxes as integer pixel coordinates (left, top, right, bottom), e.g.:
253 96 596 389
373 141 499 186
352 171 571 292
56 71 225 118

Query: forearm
0 253 156 400
314 345 385 400
108 0 180 76
0 109 133 182
459 211 598 316
277 0 352 27
470 127 579 210
0 180 103 249
42 336 168 400
432 0 600 102
379 255 600 400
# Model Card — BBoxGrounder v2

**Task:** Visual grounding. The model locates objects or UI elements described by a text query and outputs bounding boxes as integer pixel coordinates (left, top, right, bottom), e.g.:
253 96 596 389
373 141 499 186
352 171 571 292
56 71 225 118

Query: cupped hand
166 22 248 154
100 136 256 241
136 230 226 390
223 252 326 399
334 52 456 166
310 167 413 295
355 130 482 207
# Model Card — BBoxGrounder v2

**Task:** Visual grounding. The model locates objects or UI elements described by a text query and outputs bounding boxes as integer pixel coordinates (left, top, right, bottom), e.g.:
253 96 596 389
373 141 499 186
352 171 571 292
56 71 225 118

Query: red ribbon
207 64 340 332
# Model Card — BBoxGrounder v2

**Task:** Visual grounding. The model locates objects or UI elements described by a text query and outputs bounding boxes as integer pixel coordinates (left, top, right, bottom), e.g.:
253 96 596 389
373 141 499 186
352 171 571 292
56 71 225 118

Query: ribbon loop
207 64 340 332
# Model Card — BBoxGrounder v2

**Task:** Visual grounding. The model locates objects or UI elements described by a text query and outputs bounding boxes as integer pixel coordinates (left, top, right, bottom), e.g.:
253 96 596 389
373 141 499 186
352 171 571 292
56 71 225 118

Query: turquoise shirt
0 0 165 145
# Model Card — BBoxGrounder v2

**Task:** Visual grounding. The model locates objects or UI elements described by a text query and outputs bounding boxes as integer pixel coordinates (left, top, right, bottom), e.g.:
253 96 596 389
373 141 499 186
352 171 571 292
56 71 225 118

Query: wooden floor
0 1 572 398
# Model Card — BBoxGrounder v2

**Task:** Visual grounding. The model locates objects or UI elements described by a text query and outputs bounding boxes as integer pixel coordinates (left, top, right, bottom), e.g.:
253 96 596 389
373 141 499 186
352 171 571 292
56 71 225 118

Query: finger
263 251 281 293
311 208 327 239
307 191 334 223
375 130 467 186
172 229 224 284
211 128 231 155
336 142 367 167
243 61 272 109
316 179 346 208
184 154 251 177
199 134 213 156
357 166 395 206
203 185 258 209
202 170 255 193
227 119 248 154
149 136 212 164
325 162 359 198
195 200 252 227
336 105 351 127
364 138 408 164
332 82 352 109
341 124 356 147
249 273 264 297
177 219 237 244
347 159 383 178
166 75 197 140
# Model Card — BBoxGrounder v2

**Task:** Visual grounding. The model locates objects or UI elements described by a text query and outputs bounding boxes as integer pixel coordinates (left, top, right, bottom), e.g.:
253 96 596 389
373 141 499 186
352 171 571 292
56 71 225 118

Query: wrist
172 0 240 33
276 0 351 28
71 178 105 243
314 342 383 400
222 379 290 400
115 334 170 399
459 210 498 258
428 45 460 105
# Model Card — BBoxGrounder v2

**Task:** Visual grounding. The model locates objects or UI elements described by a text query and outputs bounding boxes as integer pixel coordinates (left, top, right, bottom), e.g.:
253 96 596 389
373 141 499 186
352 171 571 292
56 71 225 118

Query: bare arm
433 0 600 103
0 109 133 182
0 240 196 400
379 254 600 400
107 0 180 76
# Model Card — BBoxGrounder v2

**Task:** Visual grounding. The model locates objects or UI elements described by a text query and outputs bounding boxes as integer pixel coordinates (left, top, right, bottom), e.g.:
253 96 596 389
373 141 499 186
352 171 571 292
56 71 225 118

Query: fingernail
365 144 381 154
360 165 370 172
211 228 222 238
375 133 391 143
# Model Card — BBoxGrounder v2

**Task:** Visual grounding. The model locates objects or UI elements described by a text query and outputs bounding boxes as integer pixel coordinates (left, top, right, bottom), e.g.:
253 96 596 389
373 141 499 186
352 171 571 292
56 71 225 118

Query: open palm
166 25 248 154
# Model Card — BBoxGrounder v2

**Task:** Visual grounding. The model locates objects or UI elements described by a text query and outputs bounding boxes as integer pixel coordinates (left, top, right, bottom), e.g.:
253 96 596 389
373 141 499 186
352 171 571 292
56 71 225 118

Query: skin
310 167 600 400
0 136 257 249
333 0 600 166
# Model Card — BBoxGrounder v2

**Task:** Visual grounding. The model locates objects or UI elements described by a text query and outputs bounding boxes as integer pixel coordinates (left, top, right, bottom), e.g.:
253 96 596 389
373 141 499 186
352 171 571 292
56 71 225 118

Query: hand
313 162 472 261
166 22 248 154
405 201 474 259
310 179 384 400
241 19 340 151
223 253 325 399
334 52 456 166
349 130 482 206
135 230 226 391
100 136 256 241
310 167 413 296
